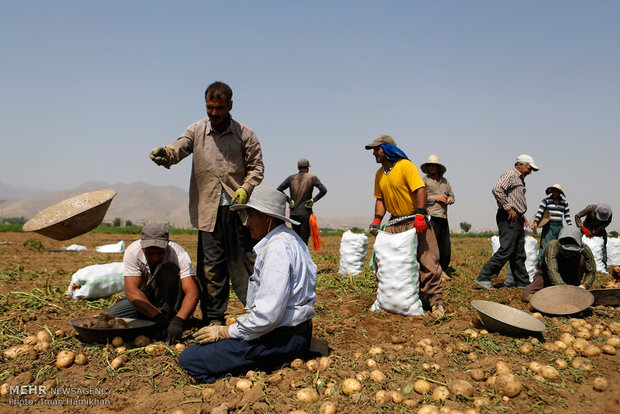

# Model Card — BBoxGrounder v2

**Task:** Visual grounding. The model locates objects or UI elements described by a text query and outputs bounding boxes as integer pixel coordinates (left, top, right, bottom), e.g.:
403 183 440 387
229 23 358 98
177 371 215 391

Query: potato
134 335 151 347
297 387 319 403
1 383 9 396
467 352 478 361
448 379 474 397
473 397 490 409
606 336 620 347
543 343 559 352
495 373 522 397
3 344 33 359
554 341 568 350
554 359 568 369
375 390 391 404
431 386 450 402
355 371 369 381
319 356 332 370
319 401 337 414
417 405 440 414
368 346 383 356
290 358 304 369
463 328 478 338
424 345 435 358
559 324 573 333
575 330 592 340
565 348 577 359
111 336 124 347
54 329 66 338
144 344 166 356
455 341 471 353
341 378 361 396
116 346 127 354
235 379 252 391
366 359 378 369
36 330 52 344
528 361 542 373
390 390 404 403
414 379 432 394
470 368 485 381
540 366 559 380
23 336 38 345
110 355 125 370
74 353 88 365
571 358 592 371
369 369 386 382
56 350 75 368
602 344 616 355
495 361 511 374
531 312 543 319
593 377 608 392
560 333 575 346
34 342 50 352
582 345 601 357
306 359 319 372
572 338 589 354
519 343 533 355
174 343 186 352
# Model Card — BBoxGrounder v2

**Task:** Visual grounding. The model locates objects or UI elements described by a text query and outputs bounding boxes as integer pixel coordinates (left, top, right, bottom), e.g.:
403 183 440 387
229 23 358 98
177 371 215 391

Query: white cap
516 154 539 171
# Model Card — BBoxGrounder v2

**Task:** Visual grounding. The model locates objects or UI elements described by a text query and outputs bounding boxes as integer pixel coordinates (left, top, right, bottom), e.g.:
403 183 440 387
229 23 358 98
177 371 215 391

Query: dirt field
1 231 619 414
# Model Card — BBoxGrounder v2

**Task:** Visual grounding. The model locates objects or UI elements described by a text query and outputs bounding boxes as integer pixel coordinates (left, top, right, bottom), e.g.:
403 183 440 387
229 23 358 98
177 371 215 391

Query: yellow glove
149 147 171 168
232 188 248 204
193 325 230 344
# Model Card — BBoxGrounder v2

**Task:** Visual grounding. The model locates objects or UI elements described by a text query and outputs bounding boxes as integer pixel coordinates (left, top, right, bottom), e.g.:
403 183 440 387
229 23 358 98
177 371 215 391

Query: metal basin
471 300 546 336
68 317 156 344
529 285 594 315
22 189 116 240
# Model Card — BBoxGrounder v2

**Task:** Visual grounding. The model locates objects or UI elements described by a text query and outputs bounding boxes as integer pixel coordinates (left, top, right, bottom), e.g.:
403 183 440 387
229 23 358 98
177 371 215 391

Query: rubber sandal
474 279 495 290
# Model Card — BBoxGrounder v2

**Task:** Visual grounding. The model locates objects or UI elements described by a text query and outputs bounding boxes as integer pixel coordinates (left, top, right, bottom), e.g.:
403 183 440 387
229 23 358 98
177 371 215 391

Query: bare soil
0 232 619 414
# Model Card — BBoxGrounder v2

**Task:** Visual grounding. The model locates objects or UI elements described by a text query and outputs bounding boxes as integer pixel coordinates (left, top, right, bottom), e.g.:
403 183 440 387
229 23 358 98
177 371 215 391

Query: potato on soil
144 344 166 356
470 368 485 381
495 361 511 374
319 356 332 370
369 369 386 382
391 390 404 403
593 377 608 392
297 387 319 403
134 335 151 347
448 379 474 397
111 336 124 347
368 346 383 356
36 330 52 344
4 344 33 359
417 405 440 414
306 359 319 372
23 336 38 346
74 353 88 365
235 379 252 391
174 343 186 352
290 358 303 369
431 386 450 402
319 401 337 414
601 344 616 355
414 379 432 394
540 366 559 380
375 390 391 404
494 373 522 397
341 378 362 396
56 350 75 368
519 343 533 355
110 355 125 370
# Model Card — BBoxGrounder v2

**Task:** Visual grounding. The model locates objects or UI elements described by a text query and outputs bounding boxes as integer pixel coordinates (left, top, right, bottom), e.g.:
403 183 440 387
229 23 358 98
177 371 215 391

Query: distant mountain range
0 181 366 229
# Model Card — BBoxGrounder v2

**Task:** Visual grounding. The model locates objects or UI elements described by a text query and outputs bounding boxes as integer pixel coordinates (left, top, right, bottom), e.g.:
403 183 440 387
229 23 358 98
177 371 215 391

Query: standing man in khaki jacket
149 81 264 325
421 154 455 280
277 158 327 245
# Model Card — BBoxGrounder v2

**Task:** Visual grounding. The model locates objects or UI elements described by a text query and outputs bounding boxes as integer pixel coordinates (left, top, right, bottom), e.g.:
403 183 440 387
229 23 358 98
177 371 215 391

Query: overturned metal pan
590 288 620 306
471 300 546 336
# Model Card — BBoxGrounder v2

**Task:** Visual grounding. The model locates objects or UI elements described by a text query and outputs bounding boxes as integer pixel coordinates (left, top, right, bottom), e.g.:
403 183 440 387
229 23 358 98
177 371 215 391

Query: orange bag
309 213 324 251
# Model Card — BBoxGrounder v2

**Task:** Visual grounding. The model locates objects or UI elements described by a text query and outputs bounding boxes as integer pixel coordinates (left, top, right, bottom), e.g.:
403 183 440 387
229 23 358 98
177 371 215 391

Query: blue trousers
179 323 312 383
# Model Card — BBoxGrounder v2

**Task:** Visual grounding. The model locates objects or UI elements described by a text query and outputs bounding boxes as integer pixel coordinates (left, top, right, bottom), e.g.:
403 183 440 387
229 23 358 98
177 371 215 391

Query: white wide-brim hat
420 154 446 175
230 186 300 225
545 184 565 196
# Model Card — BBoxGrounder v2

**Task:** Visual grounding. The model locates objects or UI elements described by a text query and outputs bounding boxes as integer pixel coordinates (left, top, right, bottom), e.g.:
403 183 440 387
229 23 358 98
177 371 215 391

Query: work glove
288 200 296 210
304 199 315 209
413 209 428 234
149 146 171 168
581 226 592 237
165 316 184 344
193 325 230 344
232 188 248 204
368 218 382 236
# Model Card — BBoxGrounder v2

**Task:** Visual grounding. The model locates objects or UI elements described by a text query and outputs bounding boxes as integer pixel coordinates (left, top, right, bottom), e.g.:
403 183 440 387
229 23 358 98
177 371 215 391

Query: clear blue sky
1 1 619 231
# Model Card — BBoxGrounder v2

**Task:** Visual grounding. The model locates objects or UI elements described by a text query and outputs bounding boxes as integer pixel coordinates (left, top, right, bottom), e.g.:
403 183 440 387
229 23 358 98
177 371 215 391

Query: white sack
370 229 424 316
606 238 620 267
491 235 538 285
65 244 87 251
65 262 125 299
582 236 608 273
338 230 368 276
95 240 125 253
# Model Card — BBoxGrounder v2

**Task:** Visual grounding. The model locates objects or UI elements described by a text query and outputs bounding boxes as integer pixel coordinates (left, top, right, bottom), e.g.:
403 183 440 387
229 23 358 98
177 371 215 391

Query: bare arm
414 187 427 213
175 276 199 320
124 276 160 318
374 198 386 218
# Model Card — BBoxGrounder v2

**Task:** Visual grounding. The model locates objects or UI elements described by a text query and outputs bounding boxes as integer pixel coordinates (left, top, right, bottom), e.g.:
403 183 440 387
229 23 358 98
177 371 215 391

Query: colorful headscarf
380 143 409 161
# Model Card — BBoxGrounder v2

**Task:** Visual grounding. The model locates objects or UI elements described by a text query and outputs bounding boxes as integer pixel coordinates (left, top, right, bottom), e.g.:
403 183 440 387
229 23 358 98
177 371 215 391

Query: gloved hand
149 147 171 167
581 226 592 237
289 200 296 210
369 218 381 236
165 316 184 344
304 199 315 209
193 325 230 344
232 188 248 204
578 284 587 289
413 209 427 234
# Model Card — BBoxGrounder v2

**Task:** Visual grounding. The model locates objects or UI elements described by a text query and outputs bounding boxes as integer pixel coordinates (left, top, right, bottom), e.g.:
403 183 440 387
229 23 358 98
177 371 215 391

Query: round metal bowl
68 317 156 344
471 300 546 336
22 189 116 241
529 285 594 316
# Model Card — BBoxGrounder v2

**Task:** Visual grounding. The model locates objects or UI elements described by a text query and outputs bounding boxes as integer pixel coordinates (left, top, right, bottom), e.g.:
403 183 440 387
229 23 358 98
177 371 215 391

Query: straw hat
420 154 447 175
230 186 300 225
545 184 565 196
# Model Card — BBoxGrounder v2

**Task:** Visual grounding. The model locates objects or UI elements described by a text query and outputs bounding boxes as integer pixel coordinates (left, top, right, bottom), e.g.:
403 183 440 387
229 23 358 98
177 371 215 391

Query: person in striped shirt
531 184 572 259
521 226 596 302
